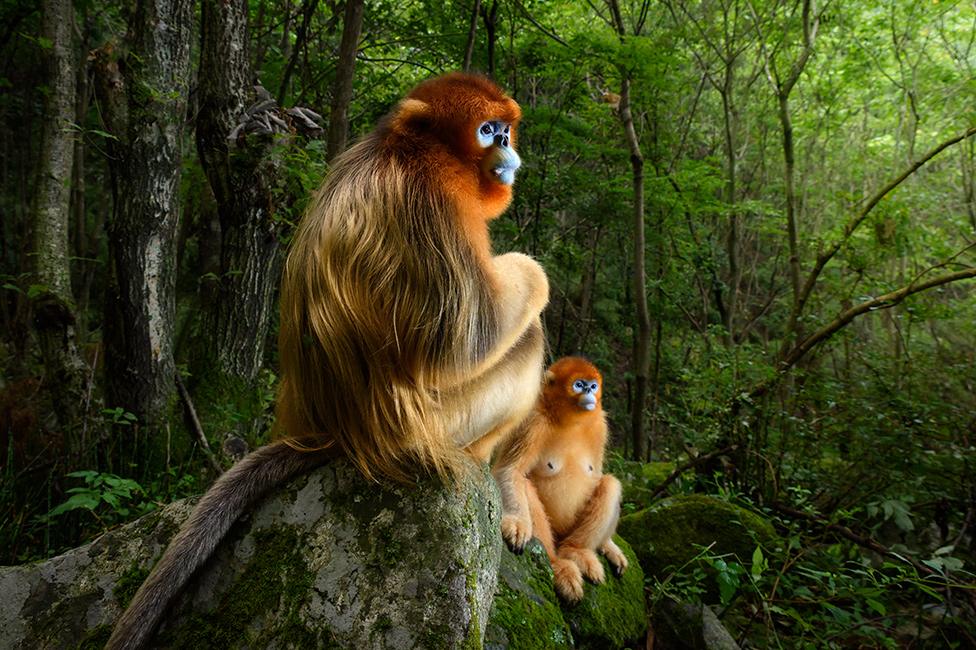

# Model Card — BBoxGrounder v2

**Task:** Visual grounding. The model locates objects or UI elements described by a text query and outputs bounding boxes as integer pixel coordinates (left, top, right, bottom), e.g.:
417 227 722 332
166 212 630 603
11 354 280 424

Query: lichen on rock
0 458 502 649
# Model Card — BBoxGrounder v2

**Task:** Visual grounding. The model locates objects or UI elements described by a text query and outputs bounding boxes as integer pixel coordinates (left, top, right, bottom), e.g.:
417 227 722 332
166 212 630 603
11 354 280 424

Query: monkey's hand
500 514 532 554
601 539 629 578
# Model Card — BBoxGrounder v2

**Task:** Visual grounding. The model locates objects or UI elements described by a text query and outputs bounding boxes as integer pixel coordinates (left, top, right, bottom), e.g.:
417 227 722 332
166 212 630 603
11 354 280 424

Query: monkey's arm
106 442 332 650
491 414 548 552
469 252 548 381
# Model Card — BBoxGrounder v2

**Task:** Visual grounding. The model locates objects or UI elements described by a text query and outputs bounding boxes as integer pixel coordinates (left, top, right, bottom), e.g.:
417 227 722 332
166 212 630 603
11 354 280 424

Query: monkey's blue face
572 378 600 411
477 120 521 185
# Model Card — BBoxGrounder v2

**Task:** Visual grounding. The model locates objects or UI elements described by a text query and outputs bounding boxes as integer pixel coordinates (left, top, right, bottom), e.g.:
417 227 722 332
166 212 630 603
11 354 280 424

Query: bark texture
102 0 192 432
197 0 282 384
32 0 89 447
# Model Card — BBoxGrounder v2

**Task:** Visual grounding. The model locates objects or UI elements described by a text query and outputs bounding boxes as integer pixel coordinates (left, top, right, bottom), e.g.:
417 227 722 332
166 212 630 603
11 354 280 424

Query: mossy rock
618 495 776 603
604 455 679 508
485 540 574 650
560 536 647 649
0 459 502 649
486 536 646 650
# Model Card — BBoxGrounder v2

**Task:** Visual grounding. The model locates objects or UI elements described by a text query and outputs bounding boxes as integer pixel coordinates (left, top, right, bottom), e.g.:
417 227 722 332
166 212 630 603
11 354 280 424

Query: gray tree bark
99 0 192 441
32 0 89 452
196 0 284 386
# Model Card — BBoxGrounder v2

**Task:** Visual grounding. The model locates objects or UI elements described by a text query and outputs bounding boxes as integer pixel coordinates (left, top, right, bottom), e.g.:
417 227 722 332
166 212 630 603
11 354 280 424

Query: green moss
76 625 111 650
486 542 574 650
561 536 647 649
160 525 320 648
113 564 150 608
618 494 777 602
641 462 675 487
605 455 679 508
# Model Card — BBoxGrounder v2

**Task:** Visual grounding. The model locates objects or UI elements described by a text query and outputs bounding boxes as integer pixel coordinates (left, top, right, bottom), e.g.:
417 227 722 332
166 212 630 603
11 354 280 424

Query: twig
649 445 737 500
768 501 937 576
174 374 223 475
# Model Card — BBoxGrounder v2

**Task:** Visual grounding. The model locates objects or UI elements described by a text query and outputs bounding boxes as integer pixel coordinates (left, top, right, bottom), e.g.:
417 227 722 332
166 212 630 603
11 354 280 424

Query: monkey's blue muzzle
491 147 521 186
579 393 597 411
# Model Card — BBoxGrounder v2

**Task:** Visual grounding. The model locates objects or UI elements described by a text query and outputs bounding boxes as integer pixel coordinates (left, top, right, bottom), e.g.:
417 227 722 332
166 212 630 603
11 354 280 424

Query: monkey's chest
530 450 601 535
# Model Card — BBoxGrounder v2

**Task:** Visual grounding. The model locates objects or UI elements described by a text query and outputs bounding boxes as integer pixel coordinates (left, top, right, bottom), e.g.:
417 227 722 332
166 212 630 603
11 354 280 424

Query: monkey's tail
106 439 333 650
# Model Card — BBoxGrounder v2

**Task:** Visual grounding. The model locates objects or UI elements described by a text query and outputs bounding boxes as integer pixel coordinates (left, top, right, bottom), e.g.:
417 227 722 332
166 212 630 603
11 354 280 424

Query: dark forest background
1 0 975 645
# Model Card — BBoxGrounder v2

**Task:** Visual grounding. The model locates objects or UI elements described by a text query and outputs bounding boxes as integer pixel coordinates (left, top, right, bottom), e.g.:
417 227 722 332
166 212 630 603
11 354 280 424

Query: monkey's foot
601 539 628 577
501 514 532 554
560 546 605 584
552 558 584 602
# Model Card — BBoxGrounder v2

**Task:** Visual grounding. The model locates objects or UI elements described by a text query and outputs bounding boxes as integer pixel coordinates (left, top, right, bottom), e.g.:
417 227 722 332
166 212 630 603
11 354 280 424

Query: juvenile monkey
108 74 548 650
494 357 628 601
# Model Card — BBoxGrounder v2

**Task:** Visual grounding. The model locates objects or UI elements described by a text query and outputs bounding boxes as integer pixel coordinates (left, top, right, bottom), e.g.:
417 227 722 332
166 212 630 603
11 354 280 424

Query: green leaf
48 492 100 516
866 599 886 616
751 546 767 580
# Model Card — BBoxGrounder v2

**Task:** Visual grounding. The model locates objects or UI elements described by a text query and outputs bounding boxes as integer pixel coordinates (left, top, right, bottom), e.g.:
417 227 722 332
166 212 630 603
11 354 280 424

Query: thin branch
752 266 976 400
512 0 568 46
769 501 937 576
794 125 976 320
175 374 224 475
649 445 737 500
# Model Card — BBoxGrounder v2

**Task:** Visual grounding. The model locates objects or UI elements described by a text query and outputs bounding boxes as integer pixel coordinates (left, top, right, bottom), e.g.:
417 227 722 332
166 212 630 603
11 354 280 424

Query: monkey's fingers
600 540 629 577
561 546 605 584
552 558 585 602
500 514 532 554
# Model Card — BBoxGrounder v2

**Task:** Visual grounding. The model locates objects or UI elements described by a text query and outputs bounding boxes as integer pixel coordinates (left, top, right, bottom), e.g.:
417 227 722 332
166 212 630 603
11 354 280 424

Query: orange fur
275 73 545 484
493 357 628 601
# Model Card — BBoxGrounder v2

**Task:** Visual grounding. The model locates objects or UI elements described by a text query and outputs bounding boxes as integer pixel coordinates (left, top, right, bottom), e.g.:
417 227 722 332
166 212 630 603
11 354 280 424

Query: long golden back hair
276 74 522 483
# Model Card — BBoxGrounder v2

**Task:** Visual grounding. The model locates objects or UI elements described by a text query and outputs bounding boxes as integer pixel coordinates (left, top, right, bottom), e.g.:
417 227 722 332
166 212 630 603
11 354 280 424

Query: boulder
0 459 502 649
604 456 679 509
618 494 777 603
486 536 647 650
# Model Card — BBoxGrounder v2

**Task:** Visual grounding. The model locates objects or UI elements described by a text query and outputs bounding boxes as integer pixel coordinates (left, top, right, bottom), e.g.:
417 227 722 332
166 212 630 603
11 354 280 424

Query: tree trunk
326 0 364 161
196 0 285 394
481 1 498 79
608 0 651 461
101 0 192 445
462 0 482 71
32 0 89 454
619 76 650 462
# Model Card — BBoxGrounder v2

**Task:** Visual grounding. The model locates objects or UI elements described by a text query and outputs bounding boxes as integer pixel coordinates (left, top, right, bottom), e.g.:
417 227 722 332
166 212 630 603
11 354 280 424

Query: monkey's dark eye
547 462 554 469
590 383 599 391
480 123 493 136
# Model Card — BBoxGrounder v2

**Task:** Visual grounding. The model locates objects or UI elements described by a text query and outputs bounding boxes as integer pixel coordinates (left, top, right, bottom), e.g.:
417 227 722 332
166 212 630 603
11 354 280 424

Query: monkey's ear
390 98 431 132
544 370 555 385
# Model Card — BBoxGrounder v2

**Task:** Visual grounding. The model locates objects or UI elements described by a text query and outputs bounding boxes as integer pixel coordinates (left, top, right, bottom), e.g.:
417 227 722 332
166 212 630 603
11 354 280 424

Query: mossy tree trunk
97 0 192 457
193 0 289 437
32 0 91 458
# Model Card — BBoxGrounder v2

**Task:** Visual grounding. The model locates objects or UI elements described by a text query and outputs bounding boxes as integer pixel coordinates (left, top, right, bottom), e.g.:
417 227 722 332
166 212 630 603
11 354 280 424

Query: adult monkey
107 73 548 650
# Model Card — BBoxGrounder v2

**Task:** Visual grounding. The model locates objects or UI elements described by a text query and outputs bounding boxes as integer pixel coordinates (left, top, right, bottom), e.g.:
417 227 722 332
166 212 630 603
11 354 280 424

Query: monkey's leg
556 474 623 584
527 481 584 602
